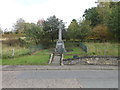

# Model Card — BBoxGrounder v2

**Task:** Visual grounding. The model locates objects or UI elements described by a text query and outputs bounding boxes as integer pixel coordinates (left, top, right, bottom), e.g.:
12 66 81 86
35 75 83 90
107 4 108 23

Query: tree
83 1 119 42
37 19 45 27
67 19 79 40
83 7 102 27
43 15 65 42
77 20 91 41
107 2 120 41
13 18 25 34
96 2 112 25
24 23 43 45
90 24 111 41
0 27 3 34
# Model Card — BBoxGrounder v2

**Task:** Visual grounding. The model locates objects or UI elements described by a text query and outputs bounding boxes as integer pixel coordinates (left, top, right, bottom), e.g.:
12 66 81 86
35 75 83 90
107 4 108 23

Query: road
2 70 118 88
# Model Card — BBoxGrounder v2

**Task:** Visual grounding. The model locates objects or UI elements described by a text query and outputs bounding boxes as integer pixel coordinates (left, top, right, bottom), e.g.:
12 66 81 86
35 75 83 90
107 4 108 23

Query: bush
2 38 27 47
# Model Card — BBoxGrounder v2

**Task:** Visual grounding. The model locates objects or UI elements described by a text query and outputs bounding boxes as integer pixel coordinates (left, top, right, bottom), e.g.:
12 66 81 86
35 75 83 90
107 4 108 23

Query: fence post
12 48 14 57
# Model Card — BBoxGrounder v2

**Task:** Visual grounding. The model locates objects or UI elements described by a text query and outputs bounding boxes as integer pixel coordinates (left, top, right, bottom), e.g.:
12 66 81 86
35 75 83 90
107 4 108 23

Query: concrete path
2 65 118 71
51 55 61 65
2 70 118 88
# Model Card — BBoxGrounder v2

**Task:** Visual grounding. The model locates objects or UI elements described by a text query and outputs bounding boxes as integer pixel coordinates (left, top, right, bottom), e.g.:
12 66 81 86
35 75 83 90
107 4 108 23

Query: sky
0 0 97 31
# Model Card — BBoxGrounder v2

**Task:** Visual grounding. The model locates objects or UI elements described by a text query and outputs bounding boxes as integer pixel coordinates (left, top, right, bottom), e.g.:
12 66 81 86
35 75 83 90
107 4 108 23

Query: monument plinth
55 24 66 54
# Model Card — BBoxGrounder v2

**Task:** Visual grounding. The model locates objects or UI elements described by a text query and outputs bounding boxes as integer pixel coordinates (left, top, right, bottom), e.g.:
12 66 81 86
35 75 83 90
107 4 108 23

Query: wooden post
12 48 14 57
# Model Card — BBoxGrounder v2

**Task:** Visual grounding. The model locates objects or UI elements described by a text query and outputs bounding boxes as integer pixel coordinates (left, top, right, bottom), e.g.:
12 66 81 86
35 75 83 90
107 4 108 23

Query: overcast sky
0 0 97 31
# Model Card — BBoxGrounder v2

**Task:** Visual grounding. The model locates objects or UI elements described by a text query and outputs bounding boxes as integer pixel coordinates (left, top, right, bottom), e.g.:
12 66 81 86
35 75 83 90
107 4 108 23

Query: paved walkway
51 55 60 65
2 65 118 71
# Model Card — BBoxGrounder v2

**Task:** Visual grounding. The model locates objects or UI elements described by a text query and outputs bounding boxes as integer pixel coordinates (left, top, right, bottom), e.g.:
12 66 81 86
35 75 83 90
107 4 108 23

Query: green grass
2 45 30 59
0 60 1 64
2 42 119 64
2 54 50 65
2 45 51 65
64 55 73 59
65 47 86 55
64 42 119 59
85 42 119 56
33 49 51 55
64 47 86 59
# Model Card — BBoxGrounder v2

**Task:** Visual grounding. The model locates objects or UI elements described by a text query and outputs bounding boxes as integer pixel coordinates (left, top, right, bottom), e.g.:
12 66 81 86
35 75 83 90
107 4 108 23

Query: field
2 42 119 65
2 45 52 65
85 42 119 56
64 42 119 59
3 54 50 65
2 45 30 59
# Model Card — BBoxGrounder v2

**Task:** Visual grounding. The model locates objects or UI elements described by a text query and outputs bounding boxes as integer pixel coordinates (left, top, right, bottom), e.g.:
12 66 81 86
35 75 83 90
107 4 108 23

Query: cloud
0 0 24 30
0 0 97 30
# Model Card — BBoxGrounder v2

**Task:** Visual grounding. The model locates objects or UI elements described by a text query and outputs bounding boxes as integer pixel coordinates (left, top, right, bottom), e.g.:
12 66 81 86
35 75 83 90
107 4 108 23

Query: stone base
55 40 66 54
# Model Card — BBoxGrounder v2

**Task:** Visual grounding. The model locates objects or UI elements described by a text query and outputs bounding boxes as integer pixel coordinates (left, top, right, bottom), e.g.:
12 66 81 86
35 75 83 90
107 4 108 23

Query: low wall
63 56 119 65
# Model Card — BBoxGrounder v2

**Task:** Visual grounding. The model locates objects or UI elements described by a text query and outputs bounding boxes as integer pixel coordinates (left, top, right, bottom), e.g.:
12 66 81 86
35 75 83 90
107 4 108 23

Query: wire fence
29 44 44 54
2 47 30 59
2 44 45 59
79 42 88 53
64 42 119 58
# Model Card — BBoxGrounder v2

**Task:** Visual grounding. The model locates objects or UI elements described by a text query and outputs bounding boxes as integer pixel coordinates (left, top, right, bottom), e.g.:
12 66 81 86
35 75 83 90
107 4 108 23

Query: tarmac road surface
2 70 118 88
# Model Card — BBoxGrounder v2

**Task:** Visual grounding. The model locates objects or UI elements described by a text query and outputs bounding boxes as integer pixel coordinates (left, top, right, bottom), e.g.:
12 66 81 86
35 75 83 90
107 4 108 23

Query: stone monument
55 24 66 54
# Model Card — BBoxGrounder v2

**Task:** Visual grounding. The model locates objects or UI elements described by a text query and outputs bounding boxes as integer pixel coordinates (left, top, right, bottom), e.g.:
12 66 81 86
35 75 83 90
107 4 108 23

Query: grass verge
2 54 50 65
64 42 119 59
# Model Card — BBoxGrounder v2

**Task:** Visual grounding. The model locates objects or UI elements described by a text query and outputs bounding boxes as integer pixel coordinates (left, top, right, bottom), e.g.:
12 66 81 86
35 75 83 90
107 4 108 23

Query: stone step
51 55 61 65
53 52 61 56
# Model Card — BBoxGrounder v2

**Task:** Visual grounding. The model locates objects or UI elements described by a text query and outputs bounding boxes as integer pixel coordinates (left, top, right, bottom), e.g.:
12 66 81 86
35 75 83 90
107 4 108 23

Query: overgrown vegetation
2 45 30 59
1 1 119 65
64 42 119 59
2 2 120 45
2 48 51 65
